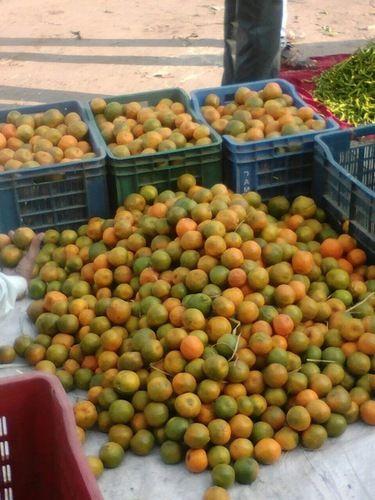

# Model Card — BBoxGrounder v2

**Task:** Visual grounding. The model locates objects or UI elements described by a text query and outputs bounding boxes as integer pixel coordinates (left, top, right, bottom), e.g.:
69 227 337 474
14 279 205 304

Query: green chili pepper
314 43 375 126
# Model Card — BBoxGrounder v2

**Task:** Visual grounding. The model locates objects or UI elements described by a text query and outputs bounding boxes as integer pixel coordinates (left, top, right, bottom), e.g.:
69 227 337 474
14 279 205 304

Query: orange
169 305 185 327
106 298 131 324
139 268 159 284
196 403 215 425
237 301 259 324
69 298 88 316
263 364 288 388
205 235 226 257
229 414 253 438
289 280 306 301
208 419 232 445
107 247 128 267
271 335 288 349
272 314 294 336
254 438 281 464
278 228 297 245
184 423 210 449
224 231 243 249
274 284 296 307
337 258 353 274
358 333 375 355
79 309 96 326
58 135 78 150
176 218 197 237
52 334 75 349
221 248 244 269
164 297 181 313
274 426 299 451
1 124 16 139
337 234 356 253
224 383 247 399
292 250 314 274
294 389 318 406
206 317 232 342
180 231 203 250
96 287 112 299
98 351 118 371
175 393 201 418
216 209 239 231
180 335 204 360
306 399 331 424
222 288 244 308
182 308 206 331
185 449 208 473
360 400 375 425
241 241 261 260
244 371 265 394
172 372 197 395
229 438 254 460
74 400 98 429
228 268 247 287
252 320 272 336
81 263 95 283
320 238 343 259
82 355 98 371
286 406 311 431
247 210 268 232
93 254 109 271
248 332 273 356
287 214 304 230
212 296 236 318
64 359 80 375
94 268 113 288
101 328 124 351
44 291 67 312
347 248 366 267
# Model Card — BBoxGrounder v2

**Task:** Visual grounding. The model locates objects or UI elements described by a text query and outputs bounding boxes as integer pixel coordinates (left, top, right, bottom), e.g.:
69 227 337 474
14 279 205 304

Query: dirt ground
0 0 374 107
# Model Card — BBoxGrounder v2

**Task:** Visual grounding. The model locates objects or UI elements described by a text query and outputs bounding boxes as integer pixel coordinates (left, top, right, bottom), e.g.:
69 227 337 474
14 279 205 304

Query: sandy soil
0 0 374 107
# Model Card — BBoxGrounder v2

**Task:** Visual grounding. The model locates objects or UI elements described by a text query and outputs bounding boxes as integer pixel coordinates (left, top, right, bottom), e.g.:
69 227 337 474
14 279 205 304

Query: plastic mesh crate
314 125 375 260
0 373 102 500
85 88 223 205
0 101 109 232
191 79 338 198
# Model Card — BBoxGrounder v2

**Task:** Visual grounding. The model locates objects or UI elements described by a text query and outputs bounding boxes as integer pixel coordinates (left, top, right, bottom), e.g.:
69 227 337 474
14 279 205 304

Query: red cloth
280 54 351 127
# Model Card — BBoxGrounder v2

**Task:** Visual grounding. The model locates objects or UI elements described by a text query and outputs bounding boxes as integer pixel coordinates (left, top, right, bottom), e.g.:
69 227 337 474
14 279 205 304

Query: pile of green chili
314 43 375 126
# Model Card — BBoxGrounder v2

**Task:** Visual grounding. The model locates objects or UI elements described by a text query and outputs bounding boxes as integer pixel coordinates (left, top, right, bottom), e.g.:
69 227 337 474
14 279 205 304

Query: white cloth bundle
0 273 28 322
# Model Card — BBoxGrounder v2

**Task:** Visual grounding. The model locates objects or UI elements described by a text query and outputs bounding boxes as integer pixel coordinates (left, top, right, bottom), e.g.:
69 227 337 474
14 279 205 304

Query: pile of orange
0 108 95 172
90 97 214 158
199 81 327 142
1 174 374 498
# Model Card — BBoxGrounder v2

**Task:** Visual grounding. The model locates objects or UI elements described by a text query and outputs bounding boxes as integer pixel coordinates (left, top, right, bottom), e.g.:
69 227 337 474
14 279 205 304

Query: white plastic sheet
1 300 374 500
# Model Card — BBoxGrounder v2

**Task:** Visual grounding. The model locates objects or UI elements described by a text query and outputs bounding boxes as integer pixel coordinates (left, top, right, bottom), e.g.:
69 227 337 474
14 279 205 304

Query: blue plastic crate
190 79 338 197
314 125 375 261
84 88 223 206
0 101 109 232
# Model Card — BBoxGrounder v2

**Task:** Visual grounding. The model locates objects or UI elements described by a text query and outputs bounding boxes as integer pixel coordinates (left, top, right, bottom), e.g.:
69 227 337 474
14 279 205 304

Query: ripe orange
292 250 314 274
320 238 343 259
254 438 281 464
347 248 366 267
180 335 204 360
185 449 208 473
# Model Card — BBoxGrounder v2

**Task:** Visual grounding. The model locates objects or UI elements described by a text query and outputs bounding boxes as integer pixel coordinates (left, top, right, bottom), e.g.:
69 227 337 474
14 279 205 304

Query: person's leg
279 0 316 69
222 0 238 85
233 0 283 83
280 0 288 49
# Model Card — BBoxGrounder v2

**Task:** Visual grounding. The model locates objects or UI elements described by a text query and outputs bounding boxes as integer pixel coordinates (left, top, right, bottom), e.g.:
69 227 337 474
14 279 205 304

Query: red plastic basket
0 373 103 500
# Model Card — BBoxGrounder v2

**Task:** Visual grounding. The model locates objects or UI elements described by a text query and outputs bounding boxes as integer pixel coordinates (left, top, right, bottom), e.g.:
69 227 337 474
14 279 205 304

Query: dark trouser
222 0 283 85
